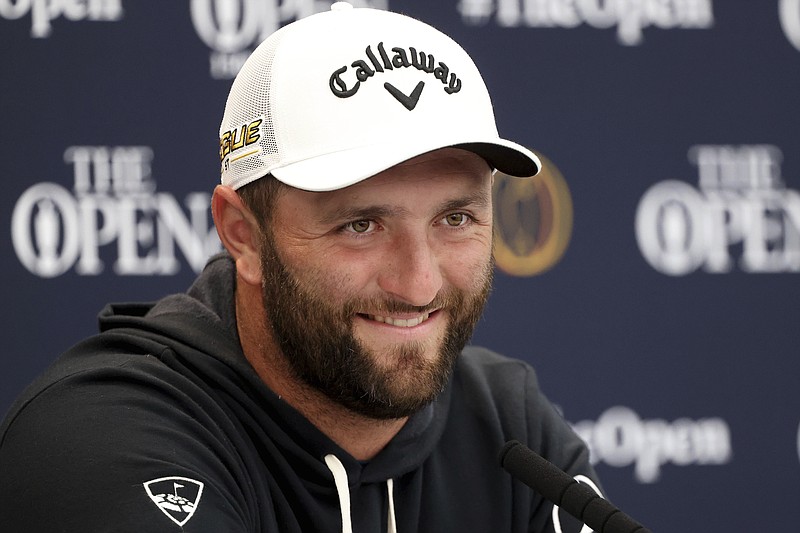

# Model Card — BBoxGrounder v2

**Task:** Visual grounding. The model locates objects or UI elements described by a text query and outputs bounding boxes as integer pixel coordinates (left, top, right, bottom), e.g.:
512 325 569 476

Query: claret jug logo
457 0 713 46
0 0 123 38
191 0 388 79
493 153 573 277
635 144 800 276
11 146 221 278
329 42 462 110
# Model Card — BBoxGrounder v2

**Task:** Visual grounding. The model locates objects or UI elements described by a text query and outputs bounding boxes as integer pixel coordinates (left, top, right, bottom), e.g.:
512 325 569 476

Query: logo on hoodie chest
329 42 462 110
143 476 204 527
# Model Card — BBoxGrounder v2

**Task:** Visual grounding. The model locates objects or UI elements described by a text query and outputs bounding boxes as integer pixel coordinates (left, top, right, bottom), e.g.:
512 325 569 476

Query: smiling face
258 148 494 419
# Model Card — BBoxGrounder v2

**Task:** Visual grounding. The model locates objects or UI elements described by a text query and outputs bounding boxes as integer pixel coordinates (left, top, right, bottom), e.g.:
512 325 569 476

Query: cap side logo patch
219 117 264 167
143 476 204 527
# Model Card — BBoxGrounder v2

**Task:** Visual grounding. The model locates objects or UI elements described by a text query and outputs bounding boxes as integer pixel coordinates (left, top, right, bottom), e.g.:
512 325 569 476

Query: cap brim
270 137 541 192
453 140 541 179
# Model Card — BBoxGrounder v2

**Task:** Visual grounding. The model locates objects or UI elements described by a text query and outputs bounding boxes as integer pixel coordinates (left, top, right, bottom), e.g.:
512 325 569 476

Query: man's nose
377 232 443 307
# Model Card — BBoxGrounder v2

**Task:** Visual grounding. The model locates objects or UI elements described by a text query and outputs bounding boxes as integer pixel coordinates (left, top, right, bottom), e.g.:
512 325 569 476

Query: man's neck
235 280 407 461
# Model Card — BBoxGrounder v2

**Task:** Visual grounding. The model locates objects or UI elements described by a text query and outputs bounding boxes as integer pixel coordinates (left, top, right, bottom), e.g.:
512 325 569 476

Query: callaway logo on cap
328 41 463 107
218 1 540 192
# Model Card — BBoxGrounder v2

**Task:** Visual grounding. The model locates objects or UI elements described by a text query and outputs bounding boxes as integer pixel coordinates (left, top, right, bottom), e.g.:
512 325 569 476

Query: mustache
340 263 494 319
343 288 465 316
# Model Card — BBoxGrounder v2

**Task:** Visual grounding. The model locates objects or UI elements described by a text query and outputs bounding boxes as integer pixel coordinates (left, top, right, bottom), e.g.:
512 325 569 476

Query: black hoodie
0 254 598 532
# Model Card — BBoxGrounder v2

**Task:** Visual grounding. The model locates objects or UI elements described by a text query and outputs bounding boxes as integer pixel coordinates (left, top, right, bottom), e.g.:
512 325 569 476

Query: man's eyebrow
319 205 409 224
436 192 491 213
319 192 491 224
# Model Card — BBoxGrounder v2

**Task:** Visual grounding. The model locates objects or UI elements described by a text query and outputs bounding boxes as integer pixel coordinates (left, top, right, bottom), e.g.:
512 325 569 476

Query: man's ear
212 185 262 286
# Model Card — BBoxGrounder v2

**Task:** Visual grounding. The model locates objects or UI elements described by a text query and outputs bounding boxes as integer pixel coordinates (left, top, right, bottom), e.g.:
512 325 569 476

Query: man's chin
338 382 441 421
352 317 448 361
354 338 444 374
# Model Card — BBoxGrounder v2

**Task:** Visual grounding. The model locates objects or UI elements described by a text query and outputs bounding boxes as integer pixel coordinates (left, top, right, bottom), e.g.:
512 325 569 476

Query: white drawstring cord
386 477 397 533
325 454 353 533
324 453 399 533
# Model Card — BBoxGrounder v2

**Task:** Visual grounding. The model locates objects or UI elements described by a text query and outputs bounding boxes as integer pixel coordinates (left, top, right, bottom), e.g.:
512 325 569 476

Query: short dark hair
236 174 286 232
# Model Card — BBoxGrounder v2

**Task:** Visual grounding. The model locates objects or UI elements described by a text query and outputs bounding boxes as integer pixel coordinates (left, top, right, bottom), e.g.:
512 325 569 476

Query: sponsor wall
2 1 799 530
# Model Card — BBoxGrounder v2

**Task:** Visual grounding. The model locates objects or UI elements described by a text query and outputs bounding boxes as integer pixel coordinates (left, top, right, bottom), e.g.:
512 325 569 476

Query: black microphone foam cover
498 440 651 533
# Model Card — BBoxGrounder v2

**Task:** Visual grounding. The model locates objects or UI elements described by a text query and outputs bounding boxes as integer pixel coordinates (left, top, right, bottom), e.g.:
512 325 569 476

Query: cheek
440 238 493 291
287 247 383 303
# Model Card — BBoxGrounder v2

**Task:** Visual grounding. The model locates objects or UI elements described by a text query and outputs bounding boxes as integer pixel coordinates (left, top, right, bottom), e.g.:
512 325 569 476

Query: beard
257 228 493 420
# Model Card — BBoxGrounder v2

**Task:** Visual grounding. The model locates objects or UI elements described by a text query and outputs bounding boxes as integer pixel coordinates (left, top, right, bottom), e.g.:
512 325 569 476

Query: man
0 3 599 532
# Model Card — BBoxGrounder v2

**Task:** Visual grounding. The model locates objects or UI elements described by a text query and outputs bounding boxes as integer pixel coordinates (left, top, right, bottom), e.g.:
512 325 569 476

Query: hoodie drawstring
325 455 353 533
386 478 397 533
324 454 397 533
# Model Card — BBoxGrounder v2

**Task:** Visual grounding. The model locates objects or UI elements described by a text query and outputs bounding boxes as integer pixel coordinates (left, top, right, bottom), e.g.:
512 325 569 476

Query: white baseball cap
219 1 540 192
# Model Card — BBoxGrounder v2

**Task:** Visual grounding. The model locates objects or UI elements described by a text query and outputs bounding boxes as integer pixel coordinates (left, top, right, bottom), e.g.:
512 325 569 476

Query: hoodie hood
97 253 452 491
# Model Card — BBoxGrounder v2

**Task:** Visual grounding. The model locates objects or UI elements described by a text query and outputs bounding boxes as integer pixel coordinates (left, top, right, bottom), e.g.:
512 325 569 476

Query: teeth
368 313 430 327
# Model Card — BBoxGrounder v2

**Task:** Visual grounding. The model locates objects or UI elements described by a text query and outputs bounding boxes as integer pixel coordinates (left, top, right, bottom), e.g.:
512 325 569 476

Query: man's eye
444 213 468 226
347 220 373 233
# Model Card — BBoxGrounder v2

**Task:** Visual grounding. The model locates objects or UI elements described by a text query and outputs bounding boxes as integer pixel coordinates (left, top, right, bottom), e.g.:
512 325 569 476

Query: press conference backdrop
2 1 798 530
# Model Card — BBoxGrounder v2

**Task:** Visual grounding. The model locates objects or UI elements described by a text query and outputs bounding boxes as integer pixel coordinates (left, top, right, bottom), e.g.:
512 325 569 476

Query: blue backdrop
3 1 799 530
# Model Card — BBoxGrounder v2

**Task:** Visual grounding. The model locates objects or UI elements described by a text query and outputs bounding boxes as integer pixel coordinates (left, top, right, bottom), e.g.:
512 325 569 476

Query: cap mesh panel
220 31 285 188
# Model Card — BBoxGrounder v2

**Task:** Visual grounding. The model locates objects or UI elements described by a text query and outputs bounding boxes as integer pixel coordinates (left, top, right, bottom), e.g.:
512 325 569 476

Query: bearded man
0 3 600 532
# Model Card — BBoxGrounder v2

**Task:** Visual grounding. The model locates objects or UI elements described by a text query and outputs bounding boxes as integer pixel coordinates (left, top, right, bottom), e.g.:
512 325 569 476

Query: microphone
499 440 652 533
